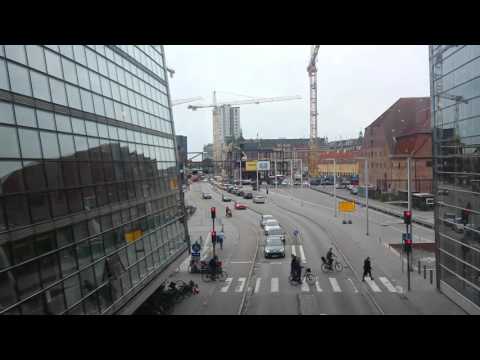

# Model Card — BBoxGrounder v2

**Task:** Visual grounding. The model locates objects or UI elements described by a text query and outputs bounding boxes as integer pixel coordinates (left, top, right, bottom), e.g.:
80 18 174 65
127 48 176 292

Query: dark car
264 236 285 258
239 190 245 197
202 192 212 199
222 195 232 202
243 192 253 199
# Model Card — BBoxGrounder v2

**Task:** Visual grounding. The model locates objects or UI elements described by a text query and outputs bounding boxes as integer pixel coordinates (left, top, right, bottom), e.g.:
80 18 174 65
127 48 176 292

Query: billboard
338 201 356 213
246 161 257 172
257 160 270 171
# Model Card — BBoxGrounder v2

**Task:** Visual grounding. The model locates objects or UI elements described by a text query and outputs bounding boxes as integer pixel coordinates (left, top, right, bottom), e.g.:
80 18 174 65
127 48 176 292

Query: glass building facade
0 45 189 314
430 45 480 314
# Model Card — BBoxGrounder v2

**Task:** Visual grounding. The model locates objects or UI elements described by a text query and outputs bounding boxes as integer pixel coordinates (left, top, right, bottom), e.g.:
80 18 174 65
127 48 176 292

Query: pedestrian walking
217 225 225 250
362 256 373 281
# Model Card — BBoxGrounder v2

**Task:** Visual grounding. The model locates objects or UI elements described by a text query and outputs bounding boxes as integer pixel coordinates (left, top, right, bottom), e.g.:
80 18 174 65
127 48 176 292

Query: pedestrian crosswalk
213 276 400 295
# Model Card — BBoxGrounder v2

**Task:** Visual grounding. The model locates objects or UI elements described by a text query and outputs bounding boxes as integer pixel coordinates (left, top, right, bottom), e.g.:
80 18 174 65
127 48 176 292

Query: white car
253 195 266 203
260 215 274 227
263 219 280 229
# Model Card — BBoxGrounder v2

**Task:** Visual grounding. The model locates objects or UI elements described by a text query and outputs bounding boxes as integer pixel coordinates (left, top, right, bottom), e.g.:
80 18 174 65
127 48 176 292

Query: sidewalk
311 186 434 228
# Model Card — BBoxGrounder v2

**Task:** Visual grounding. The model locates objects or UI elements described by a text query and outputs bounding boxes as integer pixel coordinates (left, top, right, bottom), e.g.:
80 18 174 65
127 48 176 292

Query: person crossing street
362 257 373 281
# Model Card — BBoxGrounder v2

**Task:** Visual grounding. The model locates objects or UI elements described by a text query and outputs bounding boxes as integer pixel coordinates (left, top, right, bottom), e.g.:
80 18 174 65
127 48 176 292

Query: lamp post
325 158 337 217
355 157 369 236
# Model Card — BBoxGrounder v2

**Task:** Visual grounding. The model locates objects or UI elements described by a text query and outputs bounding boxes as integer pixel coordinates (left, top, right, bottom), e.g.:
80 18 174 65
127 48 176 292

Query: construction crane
172 97 204 106
307 45 320 177
187 91 301 110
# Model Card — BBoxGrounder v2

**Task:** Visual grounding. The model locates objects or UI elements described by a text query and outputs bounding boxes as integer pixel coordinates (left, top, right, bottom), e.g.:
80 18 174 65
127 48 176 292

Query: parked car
347 184 354 190
243 192 253 199
264 225 285 239
222 195 232 202
234 202 247 210
264 236 285 258
239 190 246 197
253 195 266 204
260 215 274 227
202 192 212 199
443 213 463 228
350 186 358 195
263 219 280 230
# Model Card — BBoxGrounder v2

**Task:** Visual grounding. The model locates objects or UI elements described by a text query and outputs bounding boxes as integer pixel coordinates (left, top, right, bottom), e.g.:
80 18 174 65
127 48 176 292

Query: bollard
418 260 421 274
430 269 433 284
423 265 426 279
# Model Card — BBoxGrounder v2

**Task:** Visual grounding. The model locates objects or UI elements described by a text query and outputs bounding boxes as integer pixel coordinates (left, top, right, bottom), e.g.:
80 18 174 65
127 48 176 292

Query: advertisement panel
246 161 257 172
338 201 356 213
257 160 270 171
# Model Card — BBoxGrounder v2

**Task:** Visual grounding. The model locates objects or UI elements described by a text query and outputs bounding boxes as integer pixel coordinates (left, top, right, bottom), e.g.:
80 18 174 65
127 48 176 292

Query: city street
168 182 466 315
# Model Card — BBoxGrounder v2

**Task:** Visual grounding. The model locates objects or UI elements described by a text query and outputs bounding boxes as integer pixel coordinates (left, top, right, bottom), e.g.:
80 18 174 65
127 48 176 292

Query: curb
310 187 434 229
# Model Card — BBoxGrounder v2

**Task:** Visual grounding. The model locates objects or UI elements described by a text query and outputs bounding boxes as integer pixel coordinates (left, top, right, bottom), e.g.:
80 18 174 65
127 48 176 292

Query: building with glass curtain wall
0 45 189 314
430 45 480 314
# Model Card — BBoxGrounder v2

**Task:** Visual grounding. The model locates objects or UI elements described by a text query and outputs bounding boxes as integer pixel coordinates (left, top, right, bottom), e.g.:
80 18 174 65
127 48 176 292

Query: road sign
192 243 201 253
338 201 355 213
257 160 270 171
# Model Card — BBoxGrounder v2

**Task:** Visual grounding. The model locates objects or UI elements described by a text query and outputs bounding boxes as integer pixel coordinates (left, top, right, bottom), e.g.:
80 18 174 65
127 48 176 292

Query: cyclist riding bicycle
226 206 232 217
208 255 219 280
326 248 336 270
290 254 302 283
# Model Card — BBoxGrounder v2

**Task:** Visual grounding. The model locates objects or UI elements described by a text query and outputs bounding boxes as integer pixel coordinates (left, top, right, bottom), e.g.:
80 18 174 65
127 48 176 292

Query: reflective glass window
66 189 82 213
14 105 36 128
0 161 23 194
23 161 46 191
0 59 9 91
19 129 42 158
40 132 60 159
85 48 98 72
58 134 75 157
104 98 115 119
0 102 14 125
90 71 101 94
100 76 112 97
49 78 67 106
29 192 51 222
49 190 68 217
80 89 94 113
98 56 108 76
26 45 46 72
73 45 87 65
59 45 74 59
77 65 90 90
45 50 63 79
5 45 27 65
71 117 86 134
66 84 82 110
98 123 108 138
93 94 105 116
44 161 63 189
55 114 71 133
30 71 51 102
14 261 40 300
62 58 78 84
85 120 98 136
63 162 79 188
0 126 20 158
37 110 55 130
5 194 30 227
8 62 31 96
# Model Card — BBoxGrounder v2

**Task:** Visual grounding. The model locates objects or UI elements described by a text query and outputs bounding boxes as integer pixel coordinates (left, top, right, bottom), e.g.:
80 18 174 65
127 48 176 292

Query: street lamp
355 157 369 236
325 158 337 217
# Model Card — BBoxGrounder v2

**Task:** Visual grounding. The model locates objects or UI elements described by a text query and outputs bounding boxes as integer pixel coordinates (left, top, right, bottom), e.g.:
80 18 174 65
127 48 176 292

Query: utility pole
274 152 278 190
365 159 369 236
407 156 412 291
334 159 337 217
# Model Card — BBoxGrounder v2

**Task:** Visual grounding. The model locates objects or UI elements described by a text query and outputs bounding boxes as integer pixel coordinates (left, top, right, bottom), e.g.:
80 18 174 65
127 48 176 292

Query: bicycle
321 257 343 273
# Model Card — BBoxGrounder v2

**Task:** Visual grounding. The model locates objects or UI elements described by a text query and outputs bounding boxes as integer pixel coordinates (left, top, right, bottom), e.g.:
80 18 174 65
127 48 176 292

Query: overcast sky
165 45 430 153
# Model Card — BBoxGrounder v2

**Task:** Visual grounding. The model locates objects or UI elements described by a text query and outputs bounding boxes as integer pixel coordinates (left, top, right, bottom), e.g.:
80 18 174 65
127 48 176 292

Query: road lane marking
254 278 261 293
235 277 246 293
348 278 359 293
379 277 397 292
395 285 404 293
315 280 322 292
230 261 252 264
299 245 306 263
329 278 341 292
301 281 310 292
221 278 233 293
291 246 296 256
271 277 279 293
365 278 382 292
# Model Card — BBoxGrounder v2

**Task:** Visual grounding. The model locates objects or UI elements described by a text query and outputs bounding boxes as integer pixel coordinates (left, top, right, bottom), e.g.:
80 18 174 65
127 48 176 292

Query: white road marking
395 285 404 293
230 261 252 264
299 245 306 263
319 313 328 315
315 280 322 292
365 278 382 292
271 277 279 293
348 278 359 293
379 277 397 293
269 262 283 265
301 280 310 292
235 277 246 292
329 278 341 292
291 245 296 256
254 278 261 293
220 278 233 293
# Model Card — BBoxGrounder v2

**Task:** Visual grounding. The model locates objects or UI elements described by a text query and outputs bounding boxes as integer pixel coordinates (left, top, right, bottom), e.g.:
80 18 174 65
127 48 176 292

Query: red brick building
359 97 432 194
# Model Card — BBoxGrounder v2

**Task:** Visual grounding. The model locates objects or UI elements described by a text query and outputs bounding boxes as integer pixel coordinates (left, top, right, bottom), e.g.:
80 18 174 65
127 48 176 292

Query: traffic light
211 230 217 244
404 210 412 225
210 207 216 219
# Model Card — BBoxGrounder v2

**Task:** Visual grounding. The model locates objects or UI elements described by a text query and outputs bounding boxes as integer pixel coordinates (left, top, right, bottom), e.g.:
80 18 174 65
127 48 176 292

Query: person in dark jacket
362 257 373 281
290 254 297 278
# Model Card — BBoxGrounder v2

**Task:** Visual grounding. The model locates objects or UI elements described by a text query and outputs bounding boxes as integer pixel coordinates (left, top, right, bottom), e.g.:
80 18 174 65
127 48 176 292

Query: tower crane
172 97 204 106
307 45 320 177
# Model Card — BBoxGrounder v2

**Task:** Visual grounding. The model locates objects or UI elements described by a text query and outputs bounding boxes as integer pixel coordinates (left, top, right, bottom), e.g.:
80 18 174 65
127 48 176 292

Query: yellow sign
125 229 143 244
339 201 355 213
246 161 257 172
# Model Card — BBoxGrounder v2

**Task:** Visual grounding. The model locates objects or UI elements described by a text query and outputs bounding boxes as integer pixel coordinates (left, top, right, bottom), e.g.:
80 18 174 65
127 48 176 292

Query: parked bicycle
321 256 343 273
289 267 316 285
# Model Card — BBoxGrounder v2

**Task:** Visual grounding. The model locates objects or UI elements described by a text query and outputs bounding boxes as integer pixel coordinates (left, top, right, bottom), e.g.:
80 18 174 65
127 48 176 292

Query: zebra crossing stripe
271 277 279 293
315 280 322 292
329 278 341 292
254 278 261 293
348 278 359 293
235 278 246 292
301 280 310 292
221 278 233 293
291 246 296 256
379 277 397 292
365 278 381 292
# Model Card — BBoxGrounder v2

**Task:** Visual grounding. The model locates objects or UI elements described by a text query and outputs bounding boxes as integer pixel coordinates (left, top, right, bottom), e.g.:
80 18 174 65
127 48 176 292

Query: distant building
203 143 213 160
430 45 480 314
359 97 432 194
176 135 187 166
212 105 241 171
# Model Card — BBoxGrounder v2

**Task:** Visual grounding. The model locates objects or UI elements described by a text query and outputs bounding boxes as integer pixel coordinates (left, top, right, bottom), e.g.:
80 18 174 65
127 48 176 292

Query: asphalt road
168 182 463 315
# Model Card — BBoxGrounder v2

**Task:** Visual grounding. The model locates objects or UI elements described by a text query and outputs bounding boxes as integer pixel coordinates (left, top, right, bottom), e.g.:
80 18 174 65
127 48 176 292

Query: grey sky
165 45 429 153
